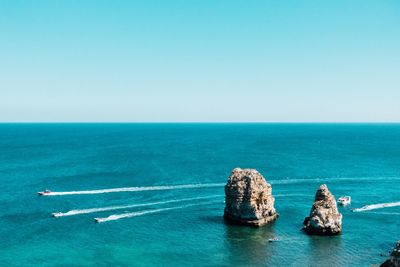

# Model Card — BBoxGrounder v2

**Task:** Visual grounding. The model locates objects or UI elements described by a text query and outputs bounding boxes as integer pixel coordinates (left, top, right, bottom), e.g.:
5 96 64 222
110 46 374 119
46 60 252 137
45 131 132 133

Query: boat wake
360 211 400 215
52 195 222 217
274 193 310 198
94 200 220 223
40 176 400 196
270 176 400 185
42 183 225 196
352 201 400 212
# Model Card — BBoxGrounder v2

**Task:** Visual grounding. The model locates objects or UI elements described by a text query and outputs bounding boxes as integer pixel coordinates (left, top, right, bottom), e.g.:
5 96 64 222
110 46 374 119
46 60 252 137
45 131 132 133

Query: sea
0 123 399 266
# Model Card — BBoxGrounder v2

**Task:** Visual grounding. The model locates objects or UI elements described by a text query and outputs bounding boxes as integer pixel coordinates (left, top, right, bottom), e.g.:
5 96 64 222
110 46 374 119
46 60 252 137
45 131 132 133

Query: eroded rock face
381 241 400 267
224 168 278 226
303 184 342 235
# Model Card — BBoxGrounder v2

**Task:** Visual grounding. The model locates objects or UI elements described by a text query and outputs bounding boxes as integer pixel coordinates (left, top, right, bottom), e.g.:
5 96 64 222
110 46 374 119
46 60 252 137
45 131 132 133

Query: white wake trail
360 211 400 215
95 201 220 223
43 183 225 196
40 176 400 196
352 201 400 212
274 193 310 198
270 176 400 185
52 195 222 217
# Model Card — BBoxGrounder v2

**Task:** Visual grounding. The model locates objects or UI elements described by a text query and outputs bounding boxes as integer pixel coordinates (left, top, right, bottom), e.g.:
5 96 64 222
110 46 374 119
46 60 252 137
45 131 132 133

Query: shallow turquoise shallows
1 123 399 267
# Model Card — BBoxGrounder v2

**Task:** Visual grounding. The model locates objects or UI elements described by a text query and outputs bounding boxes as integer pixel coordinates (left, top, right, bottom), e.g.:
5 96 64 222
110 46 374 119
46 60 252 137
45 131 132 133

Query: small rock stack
224 168 278 226
381 241 400 267
303 184 342 235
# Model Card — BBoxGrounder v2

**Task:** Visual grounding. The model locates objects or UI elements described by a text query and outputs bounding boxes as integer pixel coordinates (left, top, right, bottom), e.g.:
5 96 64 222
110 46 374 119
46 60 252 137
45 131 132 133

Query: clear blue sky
1 0 399 122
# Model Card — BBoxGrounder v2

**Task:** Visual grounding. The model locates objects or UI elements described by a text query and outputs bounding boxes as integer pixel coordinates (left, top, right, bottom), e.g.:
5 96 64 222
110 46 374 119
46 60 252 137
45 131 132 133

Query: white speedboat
268 237 279 242
338 196 351 206
52 212 63 217
38 189 52 196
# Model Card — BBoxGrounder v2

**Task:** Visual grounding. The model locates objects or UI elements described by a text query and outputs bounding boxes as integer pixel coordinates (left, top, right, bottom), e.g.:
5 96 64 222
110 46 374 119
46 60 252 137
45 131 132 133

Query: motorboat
338 196 351 206
38 189 52 196
268 237 279 242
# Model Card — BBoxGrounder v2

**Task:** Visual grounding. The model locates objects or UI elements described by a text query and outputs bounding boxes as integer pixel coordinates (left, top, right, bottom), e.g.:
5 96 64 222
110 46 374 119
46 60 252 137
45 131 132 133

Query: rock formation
381 241 400 267
303 184 342 235
224 168 278 226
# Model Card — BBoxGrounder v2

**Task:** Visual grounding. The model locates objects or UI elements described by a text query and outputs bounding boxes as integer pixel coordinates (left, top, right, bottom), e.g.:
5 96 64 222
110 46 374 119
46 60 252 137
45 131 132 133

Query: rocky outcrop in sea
303 184 342 235
381 241 400 267
224 168 278 226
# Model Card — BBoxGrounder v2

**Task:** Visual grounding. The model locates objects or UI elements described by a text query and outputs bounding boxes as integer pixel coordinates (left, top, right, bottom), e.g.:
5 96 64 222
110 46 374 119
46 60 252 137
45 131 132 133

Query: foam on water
94 201 220 223
270 176 400 185
42 183 225 196
52 195 222 217
41 176 400 197
352 201 400 212
360 211 400 215
52 193 307 217
274 193 310 198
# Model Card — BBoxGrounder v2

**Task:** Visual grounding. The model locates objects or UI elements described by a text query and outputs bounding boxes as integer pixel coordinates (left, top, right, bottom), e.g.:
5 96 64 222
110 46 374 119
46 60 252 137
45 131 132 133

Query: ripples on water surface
0 123 399 266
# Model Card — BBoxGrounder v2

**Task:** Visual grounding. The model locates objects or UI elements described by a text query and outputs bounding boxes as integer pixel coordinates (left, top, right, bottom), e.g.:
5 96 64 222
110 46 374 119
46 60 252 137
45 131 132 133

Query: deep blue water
0 123 399 266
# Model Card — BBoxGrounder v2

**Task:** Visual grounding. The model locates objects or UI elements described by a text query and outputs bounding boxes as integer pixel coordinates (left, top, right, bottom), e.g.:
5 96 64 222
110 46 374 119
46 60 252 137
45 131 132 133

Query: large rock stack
381 241 400 267
303 184 342 235
224 168 278 226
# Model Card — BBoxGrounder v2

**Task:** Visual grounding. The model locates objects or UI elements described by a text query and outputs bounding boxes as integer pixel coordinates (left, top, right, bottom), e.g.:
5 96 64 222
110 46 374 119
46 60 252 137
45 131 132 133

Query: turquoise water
0 123 399 266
